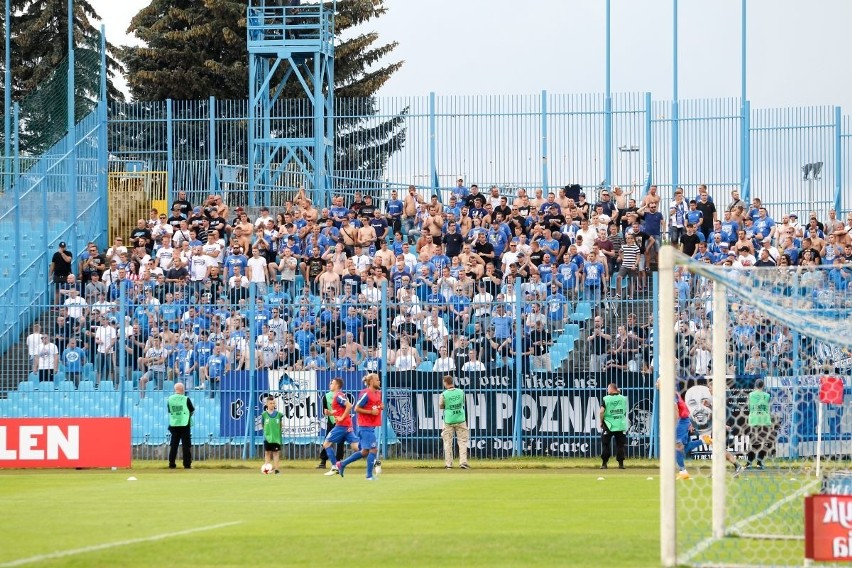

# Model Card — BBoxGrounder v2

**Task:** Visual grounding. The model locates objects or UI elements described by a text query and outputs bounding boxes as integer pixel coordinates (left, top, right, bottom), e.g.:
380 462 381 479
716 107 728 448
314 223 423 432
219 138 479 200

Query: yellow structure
107 171 167 244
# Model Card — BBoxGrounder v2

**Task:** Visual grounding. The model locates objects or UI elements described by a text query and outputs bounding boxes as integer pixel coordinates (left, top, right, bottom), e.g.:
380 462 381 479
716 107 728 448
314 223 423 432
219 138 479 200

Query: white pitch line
0 521 243 567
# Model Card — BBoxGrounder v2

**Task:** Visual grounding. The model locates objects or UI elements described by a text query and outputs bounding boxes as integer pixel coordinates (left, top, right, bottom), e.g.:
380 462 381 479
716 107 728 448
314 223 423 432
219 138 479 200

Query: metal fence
0 107 108 355
0 283 658 462
108 93 850 217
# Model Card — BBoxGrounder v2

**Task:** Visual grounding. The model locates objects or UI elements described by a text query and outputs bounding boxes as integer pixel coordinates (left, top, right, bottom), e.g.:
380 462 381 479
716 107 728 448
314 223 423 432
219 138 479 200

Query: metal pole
644 92 653 195
659 245 677 567
741 0 747 105
671 0 679 198
711 281 728 539
4 0 11 186
243 283 258 460
12 100 18 181
99 26 108 246
380 280 388 458
541 90 549 194
604 0 612 191
429 91 438 194
513 276 523 457
741 1 749 203
209 96 217 194
835 106 843 214
166 99 174 209
67 0 77 248
118 283 127 416
742 100 751 203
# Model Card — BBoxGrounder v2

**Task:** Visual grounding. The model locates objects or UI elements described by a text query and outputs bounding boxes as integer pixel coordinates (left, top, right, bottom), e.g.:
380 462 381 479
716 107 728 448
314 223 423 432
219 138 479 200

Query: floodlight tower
247 0 336 206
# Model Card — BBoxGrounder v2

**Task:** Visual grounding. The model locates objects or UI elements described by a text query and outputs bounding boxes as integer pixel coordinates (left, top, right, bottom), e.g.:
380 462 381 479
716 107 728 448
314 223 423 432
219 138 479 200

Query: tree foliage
0 0 124 154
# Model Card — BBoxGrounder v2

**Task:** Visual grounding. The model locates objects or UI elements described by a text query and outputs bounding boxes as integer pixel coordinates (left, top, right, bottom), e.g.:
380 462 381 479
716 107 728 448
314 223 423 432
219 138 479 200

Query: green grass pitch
0 461 660 567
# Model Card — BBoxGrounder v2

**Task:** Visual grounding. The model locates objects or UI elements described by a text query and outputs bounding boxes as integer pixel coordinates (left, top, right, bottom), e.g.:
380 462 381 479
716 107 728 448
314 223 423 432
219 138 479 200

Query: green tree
0 0 124 154
121 0 406 191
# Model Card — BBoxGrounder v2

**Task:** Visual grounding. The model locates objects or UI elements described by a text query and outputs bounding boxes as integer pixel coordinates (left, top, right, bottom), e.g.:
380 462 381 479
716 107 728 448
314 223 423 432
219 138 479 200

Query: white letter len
0 426 17 460
19 426 44 460
47 425 79 460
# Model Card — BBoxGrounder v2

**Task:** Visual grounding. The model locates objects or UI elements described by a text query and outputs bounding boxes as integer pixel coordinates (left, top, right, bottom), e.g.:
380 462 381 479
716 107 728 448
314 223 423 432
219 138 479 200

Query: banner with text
0 418 131 468
383 370 654 458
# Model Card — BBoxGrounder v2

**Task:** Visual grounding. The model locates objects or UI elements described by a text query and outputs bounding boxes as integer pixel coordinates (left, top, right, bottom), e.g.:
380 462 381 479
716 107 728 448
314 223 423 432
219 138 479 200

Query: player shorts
676 418 691 446
325 425 358 445
263 441 282 452
358 426 378 451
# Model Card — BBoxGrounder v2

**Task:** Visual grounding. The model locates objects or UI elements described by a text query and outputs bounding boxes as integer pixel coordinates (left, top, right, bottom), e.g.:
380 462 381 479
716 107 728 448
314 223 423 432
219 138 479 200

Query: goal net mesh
665 251 852 567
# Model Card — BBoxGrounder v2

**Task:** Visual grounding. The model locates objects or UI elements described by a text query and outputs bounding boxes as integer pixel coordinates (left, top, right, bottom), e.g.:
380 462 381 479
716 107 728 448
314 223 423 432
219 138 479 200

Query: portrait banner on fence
259 370 321 443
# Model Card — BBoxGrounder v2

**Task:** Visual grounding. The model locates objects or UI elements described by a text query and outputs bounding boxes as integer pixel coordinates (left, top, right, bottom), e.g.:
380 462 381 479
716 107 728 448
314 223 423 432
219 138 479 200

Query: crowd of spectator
36 181 852 393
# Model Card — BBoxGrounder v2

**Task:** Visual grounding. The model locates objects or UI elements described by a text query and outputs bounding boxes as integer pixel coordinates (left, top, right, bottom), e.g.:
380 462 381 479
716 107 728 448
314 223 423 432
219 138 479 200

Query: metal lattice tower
247 0 335 206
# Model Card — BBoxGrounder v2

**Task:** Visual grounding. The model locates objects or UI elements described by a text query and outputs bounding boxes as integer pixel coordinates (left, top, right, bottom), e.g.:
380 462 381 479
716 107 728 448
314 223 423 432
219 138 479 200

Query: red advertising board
0 418 131 469
806 494 852 562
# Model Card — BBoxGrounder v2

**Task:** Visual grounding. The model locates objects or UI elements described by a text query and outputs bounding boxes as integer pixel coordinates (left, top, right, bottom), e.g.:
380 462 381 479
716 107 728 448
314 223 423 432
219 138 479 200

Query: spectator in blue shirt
61 337 87 388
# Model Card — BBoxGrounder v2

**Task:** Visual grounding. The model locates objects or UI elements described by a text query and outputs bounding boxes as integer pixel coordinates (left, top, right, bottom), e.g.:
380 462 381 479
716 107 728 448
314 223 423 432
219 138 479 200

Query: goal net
659 245 852 567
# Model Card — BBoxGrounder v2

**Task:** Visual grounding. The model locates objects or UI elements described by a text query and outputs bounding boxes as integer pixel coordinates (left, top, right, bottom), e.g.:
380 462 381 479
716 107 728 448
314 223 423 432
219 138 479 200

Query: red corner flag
819 376 845 405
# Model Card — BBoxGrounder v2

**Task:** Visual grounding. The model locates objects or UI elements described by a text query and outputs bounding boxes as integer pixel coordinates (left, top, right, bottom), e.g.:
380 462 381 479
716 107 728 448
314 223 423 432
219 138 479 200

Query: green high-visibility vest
262 410 283 444
442 388 466 425
748 390 771 427
168 394 190 427
325 391 336 425
602 393 628 432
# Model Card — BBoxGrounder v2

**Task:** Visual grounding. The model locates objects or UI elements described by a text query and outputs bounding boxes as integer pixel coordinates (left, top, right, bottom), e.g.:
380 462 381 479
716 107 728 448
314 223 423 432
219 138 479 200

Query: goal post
659 244 852 567
659 244 677 567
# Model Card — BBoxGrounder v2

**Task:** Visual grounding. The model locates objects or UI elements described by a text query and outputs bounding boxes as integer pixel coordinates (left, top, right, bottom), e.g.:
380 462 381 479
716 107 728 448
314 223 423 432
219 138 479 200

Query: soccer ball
261 463 273 475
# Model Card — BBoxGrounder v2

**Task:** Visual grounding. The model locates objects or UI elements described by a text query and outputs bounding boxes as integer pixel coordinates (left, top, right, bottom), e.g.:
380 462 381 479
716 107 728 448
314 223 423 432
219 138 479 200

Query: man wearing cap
50 241 74 306
254 206 273 228
167 204 186 229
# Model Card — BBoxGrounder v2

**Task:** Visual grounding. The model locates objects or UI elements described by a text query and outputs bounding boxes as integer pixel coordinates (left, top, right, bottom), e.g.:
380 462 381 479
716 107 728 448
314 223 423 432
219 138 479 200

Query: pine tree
121 0 406 190
1 0 123 154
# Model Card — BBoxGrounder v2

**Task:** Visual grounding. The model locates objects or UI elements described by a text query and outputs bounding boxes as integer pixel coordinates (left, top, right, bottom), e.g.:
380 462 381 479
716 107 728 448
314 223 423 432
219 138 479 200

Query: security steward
167 382 195 469
600 382 628 470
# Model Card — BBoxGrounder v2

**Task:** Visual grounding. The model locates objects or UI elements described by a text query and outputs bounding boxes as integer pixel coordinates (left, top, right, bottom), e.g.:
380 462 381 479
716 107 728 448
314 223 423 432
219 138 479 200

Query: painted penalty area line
0 521 243 567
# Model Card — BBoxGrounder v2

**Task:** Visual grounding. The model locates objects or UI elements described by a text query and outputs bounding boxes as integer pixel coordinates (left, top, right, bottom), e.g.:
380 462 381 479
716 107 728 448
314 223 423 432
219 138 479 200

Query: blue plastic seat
78 380 95 391
416 361 433 372
18 381 35 392
82 364 95 381
570 302 592 323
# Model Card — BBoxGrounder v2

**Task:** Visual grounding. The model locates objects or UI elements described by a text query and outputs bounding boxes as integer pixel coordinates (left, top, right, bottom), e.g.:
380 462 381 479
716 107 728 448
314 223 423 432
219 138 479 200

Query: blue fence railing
0 108 108 355
108 94 850 217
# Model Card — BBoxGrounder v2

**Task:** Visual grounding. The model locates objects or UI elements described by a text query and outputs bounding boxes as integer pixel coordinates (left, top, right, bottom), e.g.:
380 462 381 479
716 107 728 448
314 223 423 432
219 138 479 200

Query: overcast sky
88 0 852 111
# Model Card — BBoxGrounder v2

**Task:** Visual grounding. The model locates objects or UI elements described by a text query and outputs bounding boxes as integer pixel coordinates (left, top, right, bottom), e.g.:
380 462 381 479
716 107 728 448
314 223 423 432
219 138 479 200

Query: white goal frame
659 245 733 567
659 243 852 566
